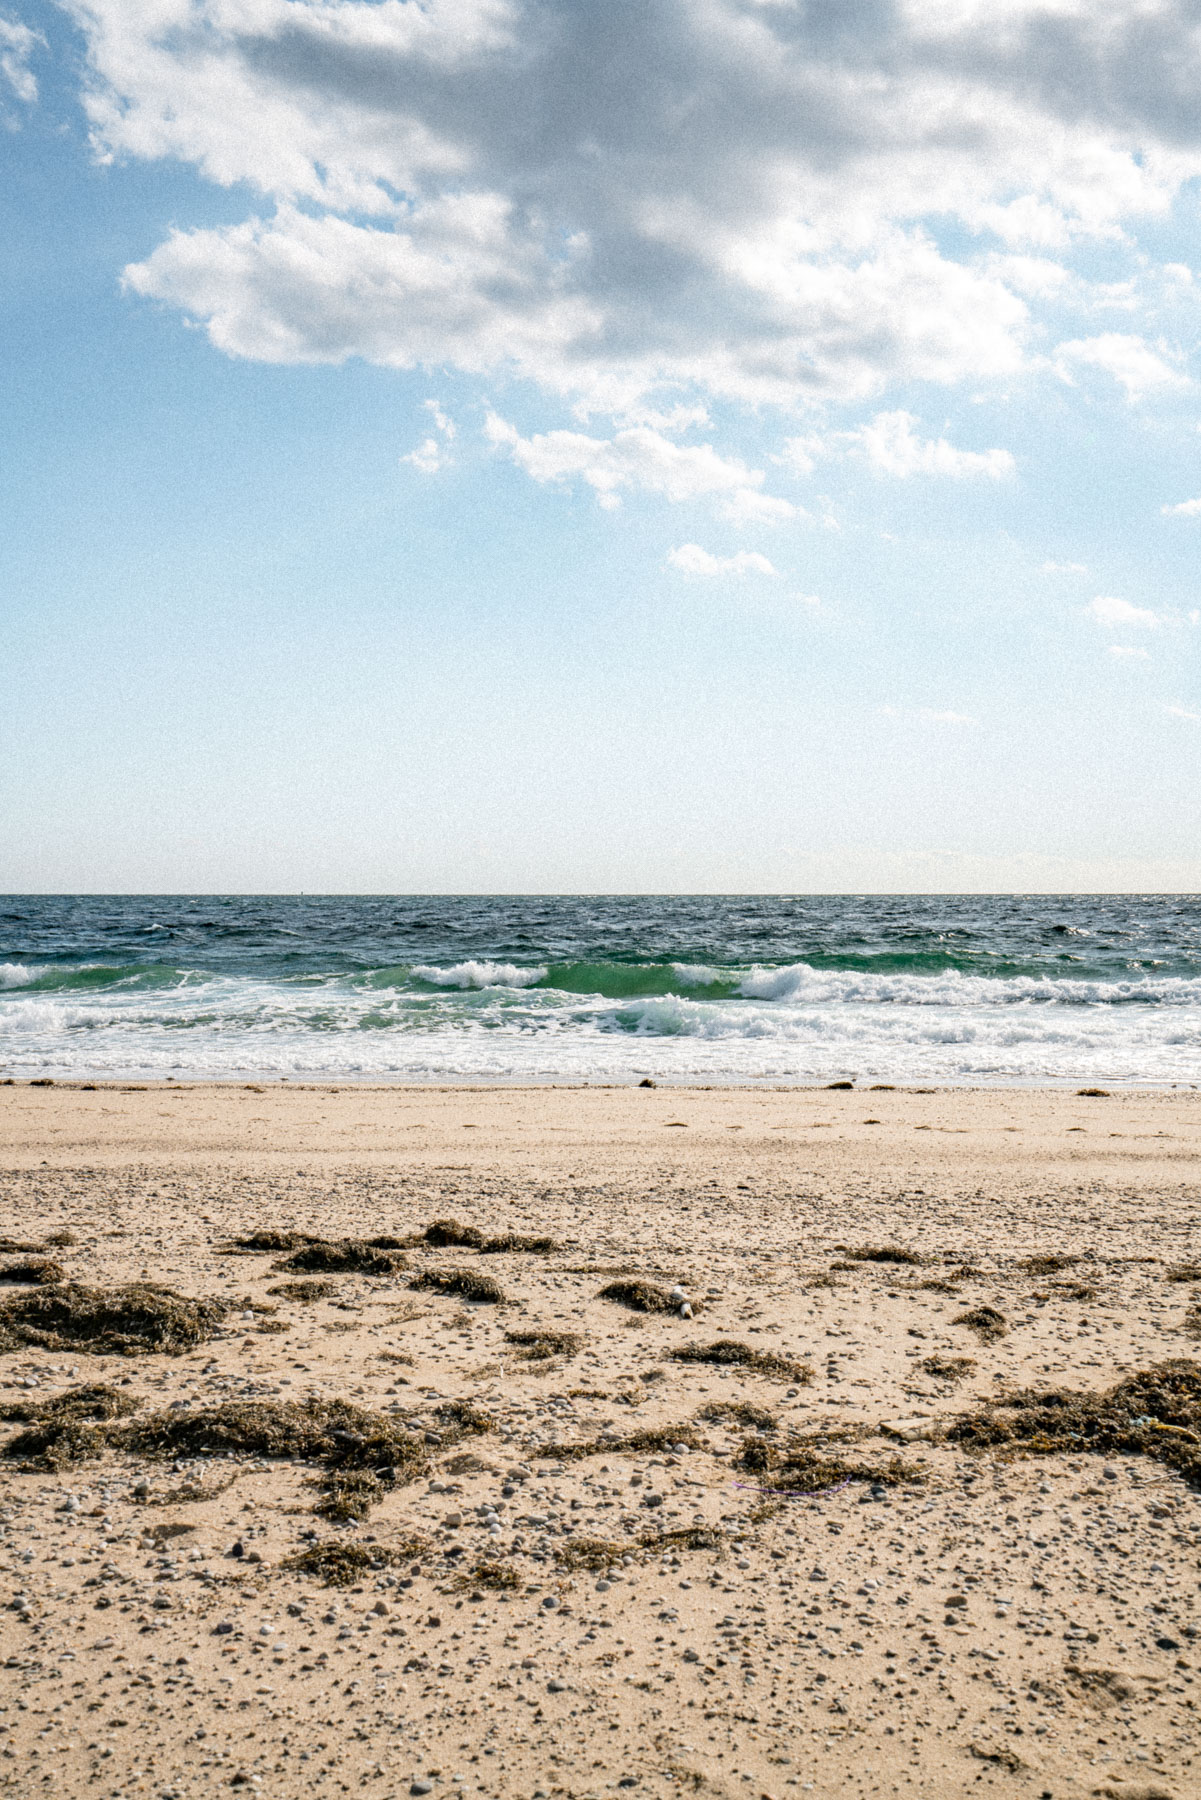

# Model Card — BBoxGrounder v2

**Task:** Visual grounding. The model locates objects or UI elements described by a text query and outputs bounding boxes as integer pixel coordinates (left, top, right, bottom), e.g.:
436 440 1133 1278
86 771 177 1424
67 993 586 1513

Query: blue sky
3 0 1201 893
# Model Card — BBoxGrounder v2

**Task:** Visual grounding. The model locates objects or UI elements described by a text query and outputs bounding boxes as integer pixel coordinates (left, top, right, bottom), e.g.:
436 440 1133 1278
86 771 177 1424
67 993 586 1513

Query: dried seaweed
641 1526 724 1554
478 1233 559 1255
555 1537 627 1572
266 1279 340 1302
548 1422 705 1461
669 1340 812 1383
946 1359 1201 1486
0 1282 228 1356
598 1279 680 1314
699 1399 777 1430
0 1383 143 1470
952 1305 1008 1343
920 1355 977 1381
0 1238 52 1255
504 1328 583 1360
453 1559 522 1592
1164 1263 1201 1284
410 1269 507 1304
737 1438 921 1492
224 1231 318 1254
1019 1253 1079 1276
838 1245 925 1265
421 1219 485 1248
280 1539 425 1587
273 1240 408 1277
0 1258 65 1286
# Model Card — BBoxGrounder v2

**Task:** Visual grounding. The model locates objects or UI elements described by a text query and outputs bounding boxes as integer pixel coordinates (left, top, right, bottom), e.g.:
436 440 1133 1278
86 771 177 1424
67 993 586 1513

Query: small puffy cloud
667 544 778 579
1167 704 1201 721
1087 595 1160 630
0 15 41 110
1162 496 1201 517
849 412 1014 480
1055 334 1186 401
879 706 977 726
485 414 794 521
1108 645 1150 659
402 399 455 473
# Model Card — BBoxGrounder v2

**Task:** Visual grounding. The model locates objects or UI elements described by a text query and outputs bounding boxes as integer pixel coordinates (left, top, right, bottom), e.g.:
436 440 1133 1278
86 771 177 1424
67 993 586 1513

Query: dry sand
1 1079 1200 1800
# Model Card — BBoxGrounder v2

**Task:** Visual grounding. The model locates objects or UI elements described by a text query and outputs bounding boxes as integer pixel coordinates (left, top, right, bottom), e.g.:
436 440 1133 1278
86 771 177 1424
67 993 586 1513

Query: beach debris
0 1383 143 1469
504 1328 583 1361
419 1218 558 1254
699 1399 777 1430
0 1235 72 1255
549 1422 706 1461
670 1339 813 1383
947 1359 1201 1485
1164 1263 1201 1284
837 1244 925 1265
599 1279 690 1314
272 1239 409 1276
1076 1088 1111 1098
880 1417 941 1443
952 1305 1008 1343
266 1278 340 1302
737 1435 921 1494
0 1281 228 1356
281 1538 425 1587
555 1537 628 1571
1019 1253 1080 1275
224 1230 319 1253
410 1268 507 1304
453 1559 522 1592
920 1354 977 1381
0 1258 65 1286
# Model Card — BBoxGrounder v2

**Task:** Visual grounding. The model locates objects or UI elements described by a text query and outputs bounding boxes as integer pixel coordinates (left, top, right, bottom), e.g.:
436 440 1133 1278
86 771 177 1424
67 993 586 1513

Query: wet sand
1 1080 1200 1800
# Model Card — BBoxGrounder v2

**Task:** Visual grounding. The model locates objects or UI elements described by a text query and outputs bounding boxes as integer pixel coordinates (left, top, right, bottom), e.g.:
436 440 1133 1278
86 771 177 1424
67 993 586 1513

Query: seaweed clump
0 1282 228 1355
946 1359 1201 1486
549 1422 704 1462
699 1399 777 1430
504 1329 582 1361
838 1245 925 1266
556 1537 628 1572
266 1279 340 1302
1019 1253 1079 1276
225 1230 318 1253
273 1239 409 1277
953 1305 1008 1343
598 1279 682 1314
737 1437 921 1494
421 1219 559 1254
410 1268 507 1304
921 1354 977 1381
0 1384 143 1470
669 1339 812 1383
1164 1263 1201 1284
0 1258 65 1286
281 1539 424 1588
454 1559 522 1593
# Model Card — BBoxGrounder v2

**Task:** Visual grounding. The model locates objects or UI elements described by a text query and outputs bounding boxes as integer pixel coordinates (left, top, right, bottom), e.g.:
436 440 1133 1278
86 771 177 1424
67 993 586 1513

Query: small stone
541 1596 559 1610
411 1783 433 1796
373 1600 388 1616
547 1678 567 1692
1156 1635 1180 1650
213 1621 234 1636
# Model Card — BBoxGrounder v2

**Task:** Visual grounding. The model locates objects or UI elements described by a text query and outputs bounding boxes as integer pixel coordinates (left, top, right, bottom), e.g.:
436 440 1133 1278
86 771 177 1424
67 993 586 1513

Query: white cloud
848 411 1014 480
57 0 1201 431
402 398 455 472
1162 496 1201 517
1108 645 1151 659
0 15 41 110
485 414 794 521
1167 704 1201 721
1055 334 1187 401
1087 595 1161 630
667 544 778 579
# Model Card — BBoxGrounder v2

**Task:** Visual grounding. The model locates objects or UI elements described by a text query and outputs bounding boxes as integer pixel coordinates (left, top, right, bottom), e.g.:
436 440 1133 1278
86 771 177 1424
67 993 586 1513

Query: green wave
0 962 191 995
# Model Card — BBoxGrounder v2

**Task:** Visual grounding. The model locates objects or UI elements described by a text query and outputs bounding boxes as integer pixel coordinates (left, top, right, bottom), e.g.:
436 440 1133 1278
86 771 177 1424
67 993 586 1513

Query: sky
2 0 1201 895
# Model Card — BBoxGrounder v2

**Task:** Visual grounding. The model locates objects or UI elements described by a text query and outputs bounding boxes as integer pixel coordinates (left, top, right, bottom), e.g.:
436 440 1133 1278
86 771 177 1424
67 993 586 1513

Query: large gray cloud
65 0 1201 421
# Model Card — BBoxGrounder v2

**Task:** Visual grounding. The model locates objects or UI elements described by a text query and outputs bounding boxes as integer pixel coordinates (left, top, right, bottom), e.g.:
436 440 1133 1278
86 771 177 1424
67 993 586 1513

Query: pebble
411 1783 433 1795
541 1596 559 1610
547 1679 567 1692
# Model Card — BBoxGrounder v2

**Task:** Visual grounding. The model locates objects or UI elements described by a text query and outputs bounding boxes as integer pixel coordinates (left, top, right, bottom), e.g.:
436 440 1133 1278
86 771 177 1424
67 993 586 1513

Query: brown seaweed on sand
453 1559 522 1593
0 1383 143 1470
598 1279 682 1314
281 1539 426 1587
920 1354 977 1381
0 1258 65 1286
548 1422 705 1461
504 1328 583 1360
266 1279 340 1302
1019 1253 1079 1276
421 1218 559 1254
737 1436 922 1493
669 1339 812 1383
952 1304 1008 1343
272 1239 409 1276
0 1282 228 1356
556 1537 628 1572
838 1245 926 1265
946 1359 1201 1486
410 1268 507 1304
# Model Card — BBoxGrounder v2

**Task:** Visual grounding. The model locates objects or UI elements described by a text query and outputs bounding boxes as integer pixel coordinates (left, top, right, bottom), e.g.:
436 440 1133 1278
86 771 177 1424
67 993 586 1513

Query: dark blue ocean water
1 894 1199 1084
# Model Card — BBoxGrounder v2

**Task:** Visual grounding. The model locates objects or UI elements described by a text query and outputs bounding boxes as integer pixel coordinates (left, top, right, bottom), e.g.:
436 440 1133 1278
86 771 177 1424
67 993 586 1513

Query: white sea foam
0 963 47 989
735 961 1201 1008
410 961 548 989
669 963 723 987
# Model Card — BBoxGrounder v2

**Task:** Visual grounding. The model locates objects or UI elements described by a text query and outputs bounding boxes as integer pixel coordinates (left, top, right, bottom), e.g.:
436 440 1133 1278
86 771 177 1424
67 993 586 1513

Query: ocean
0 894 1198 1086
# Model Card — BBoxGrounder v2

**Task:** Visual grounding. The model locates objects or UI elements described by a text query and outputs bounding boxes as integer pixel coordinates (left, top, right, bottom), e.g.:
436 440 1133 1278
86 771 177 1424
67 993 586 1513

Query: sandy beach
1 1080 1199 1800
